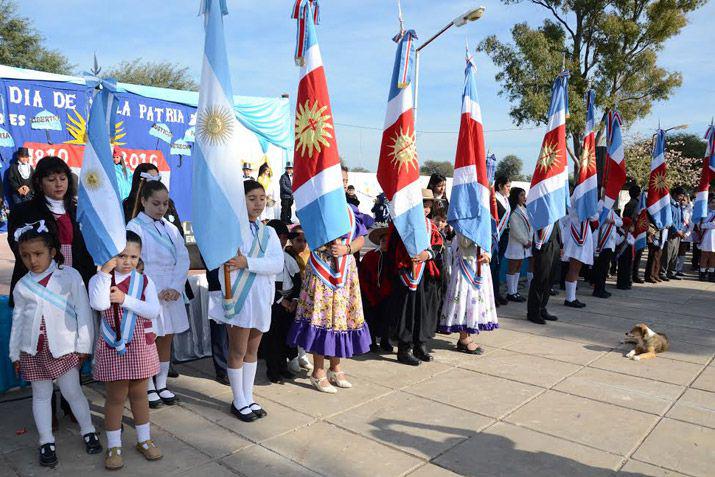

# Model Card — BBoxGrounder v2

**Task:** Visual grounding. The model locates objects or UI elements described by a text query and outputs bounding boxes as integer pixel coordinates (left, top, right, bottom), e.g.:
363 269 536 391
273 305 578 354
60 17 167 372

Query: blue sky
19 0 715 174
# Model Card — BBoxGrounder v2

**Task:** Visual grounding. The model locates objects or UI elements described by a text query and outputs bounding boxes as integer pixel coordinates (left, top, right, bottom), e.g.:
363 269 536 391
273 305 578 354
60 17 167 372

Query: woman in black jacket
7 156 95 303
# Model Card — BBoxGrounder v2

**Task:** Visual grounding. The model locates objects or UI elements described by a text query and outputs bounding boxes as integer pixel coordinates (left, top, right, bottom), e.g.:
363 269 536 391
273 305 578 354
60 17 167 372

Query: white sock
146 376 160 402
135 422 151 443
527 272 534 288
709 268 715 273
565 281 577 302
106 429 122 449
227 367 251 414
506 274 516 295
31 380 55 445
155 362 170 391
701 267 707 273
56 368 95 436
242 361 259 410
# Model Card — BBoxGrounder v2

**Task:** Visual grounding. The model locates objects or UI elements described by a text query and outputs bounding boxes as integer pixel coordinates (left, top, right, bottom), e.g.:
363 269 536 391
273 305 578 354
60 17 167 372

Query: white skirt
440 253 498 334
505 239 532 259
701 229 715 252
562 226 595 265
152 272 190 337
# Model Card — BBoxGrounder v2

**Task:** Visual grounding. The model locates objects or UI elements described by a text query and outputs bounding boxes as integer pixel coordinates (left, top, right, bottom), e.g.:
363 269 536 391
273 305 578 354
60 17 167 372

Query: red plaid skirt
19 320 80 382
92 316 160 382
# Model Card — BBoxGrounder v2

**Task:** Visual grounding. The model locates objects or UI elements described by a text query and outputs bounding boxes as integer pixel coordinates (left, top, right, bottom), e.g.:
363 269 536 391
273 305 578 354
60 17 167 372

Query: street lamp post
413 6 485 119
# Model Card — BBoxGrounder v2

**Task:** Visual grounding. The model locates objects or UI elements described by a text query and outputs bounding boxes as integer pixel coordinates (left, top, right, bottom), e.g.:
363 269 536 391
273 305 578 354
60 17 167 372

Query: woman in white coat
127 181 190 409
504 187 532 302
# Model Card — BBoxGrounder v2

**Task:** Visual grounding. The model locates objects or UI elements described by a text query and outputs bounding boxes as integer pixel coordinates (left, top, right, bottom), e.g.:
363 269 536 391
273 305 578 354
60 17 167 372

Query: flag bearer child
9 223 101 468
127 181 190 409
89 231 163 469
214 180 283 421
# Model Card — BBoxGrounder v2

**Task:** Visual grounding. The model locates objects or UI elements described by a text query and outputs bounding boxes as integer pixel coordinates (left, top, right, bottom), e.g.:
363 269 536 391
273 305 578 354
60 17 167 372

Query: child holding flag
89 231 163 469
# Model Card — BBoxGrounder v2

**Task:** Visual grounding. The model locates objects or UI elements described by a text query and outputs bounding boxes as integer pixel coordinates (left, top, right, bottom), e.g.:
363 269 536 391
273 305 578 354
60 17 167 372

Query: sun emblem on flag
295 99 333 157
83 170 102 190
650 171 669 193
579 144 596 175
636 214 648 232
536 142 561 173
389 127 418 173
197 105 234 146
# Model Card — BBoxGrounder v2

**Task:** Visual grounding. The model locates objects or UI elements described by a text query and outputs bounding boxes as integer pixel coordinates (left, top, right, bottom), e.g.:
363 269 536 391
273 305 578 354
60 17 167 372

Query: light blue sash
133 218 177 262
223 223 271 318
100 271 144 355
19 273 77 321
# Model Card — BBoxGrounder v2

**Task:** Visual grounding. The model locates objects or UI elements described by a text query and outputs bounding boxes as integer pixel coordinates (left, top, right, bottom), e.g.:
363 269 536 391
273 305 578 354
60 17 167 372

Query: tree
350 166 370 173
420 160 454 178
0 0 73 74
479 0 706 157
495 154 526 181
624 134 703 190
105 58 198 90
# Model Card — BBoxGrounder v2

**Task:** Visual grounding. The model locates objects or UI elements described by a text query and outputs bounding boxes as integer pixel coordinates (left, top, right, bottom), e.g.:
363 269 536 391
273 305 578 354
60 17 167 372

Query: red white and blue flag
572 90 598 222
526 72 570 248
447 53 491 254
693 125 714 222
634 192 649 252
646 129 673 230
600 109 626 221
377 29 429 257
290 0 350 250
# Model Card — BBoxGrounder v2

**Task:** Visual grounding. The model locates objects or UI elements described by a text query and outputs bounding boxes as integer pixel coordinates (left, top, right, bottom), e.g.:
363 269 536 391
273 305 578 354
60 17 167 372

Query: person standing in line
561 206 594 308
127 181 190 409
660 187 686 280
206 268 230 386
615 217 636 290
592 207 623 298
359 226 393 353
676 194 693 276
526 223 561 325
112 148 132 201
490 176 511 306
622 185 644 283
644 221 665 283
9 225 101 468
697 196 715 281
279 162 294 224
427 173 449 216
504 187 531 302
242 162 254 180
7 147 34 207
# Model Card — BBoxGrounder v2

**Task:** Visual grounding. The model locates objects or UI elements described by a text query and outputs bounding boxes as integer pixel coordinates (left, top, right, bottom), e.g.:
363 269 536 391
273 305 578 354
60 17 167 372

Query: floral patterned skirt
287 253 371 358
439 257 499 335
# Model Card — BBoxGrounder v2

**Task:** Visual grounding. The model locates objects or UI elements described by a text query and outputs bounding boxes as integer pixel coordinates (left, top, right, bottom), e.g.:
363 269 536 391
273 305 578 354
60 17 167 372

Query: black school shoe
230 403 258 422
397 346 421 366
39 443 58 467
564 299 586 308
413 344 433 362
541 311 558 321
83 432 103 454
507 293 526 303
527 315 546 325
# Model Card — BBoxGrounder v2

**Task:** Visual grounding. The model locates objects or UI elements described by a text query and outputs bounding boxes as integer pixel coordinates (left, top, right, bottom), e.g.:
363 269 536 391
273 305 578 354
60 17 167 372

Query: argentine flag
77 81 126 265
192 0 251 270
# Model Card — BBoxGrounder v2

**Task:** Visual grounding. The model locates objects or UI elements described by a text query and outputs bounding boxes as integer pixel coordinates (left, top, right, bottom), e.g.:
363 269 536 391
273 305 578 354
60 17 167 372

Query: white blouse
88 270 161 320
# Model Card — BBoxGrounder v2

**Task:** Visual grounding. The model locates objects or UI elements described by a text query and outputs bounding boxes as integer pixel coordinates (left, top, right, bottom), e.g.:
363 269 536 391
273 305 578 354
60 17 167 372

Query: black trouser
644 245 662 280
660 236 680 275
617 247 633 288
527 231 559 319
632 248 644 280
280 198 293 223
391 277 439 347
592 249 613 293
263 304 298 376
210 319 229 378
491 233 509 298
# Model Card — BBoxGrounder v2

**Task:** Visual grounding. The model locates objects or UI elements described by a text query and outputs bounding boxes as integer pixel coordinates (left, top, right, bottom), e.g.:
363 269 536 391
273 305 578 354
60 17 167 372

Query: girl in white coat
698 196 715 281
214 180 283 422
504 188 532 302
127 181 190 408
9 223 101 467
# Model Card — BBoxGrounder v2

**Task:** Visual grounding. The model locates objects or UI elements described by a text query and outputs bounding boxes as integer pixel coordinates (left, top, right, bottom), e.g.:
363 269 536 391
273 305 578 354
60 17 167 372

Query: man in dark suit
623 184 644 283
279 162 294 223
7 147 34 207
527 224 562 324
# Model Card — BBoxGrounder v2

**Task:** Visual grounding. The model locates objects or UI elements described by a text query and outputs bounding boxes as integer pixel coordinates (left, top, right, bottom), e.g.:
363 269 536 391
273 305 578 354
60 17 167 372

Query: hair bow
14 220 49 242
140 172 162 181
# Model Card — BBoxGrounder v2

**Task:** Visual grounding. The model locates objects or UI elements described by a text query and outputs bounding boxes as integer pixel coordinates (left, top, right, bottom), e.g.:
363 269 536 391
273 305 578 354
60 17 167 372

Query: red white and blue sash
458 254 482 289
570 219 589 246
596 220 615 254
100 271 145 355
309 206 356 290
399 217 431 291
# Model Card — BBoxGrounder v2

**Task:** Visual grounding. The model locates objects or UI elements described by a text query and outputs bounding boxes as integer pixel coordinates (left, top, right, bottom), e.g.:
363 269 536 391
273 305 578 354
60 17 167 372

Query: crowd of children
6 157 713 471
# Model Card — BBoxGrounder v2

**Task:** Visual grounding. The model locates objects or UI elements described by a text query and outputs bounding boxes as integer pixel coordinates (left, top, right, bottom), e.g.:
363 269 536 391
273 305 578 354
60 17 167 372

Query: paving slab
348 352 454 389
221 445 321 477
263 422 423 477
633 418 715 477
434 422 623 477
428 339 500 366
405 367 543 419
327 391 494 459
459 349 582 388
502 334 608 365
691 366 715 392
175 460 240 476
619 460 690 476
589 351 704 386
407 463 463 477
505 390 659 455
665 388 715 429
554 367 684 415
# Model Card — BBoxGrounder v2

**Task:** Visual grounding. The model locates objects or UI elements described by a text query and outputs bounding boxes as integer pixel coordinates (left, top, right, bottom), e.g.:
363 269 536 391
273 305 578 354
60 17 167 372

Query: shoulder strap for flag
19 273 77 321
534 224 553 250
458 251 482 289
309 206 356 290
134 218 177 262
398 216 431 290
100 270 144 355
223 222 271 318
570 219 589 246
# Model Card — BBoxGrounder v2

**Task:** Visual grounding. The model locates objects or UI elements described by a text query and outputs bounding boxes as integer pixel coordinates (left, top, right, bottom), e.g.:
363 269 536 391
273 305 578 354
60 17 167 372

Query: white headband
14 220 49 242
140 172 162 181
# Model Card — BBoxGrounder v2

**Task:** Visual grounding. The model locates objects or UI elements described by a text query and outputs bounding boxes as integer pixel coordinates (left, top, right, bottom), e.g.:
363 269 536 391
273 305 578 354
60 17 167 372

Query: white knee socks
155 362 170 391
565 281 577 302
31 380 55 445
506 274 518 295
242 361 259 410
106 429 122 449
227 367 251 415
527 272 534 288
135 422 151 443
56 368 95 436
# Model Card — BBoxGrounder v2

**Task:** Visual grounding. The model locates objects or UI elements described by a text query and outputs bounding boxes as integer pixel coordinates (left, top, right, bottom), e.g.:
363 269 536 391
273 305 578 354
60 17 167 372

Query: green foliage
0 0 73 74
479 0 705 151
495 154 526 181
420 160 454 178
350 166 370 173
105 58 198 91
625 134 704 190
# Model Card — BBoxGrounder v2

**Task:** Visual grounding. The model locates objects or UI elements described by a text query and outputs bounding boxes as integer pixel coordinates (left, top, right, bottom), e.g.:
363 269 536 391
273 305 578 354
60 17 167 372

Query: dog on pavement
624 323 669 360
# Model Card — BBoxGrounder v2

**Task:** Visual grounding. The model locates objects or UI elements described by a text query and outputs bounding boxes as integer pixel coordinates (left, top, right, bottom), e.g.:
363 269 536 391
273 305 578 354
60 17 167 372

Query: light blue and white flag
77 79 127 266
193 0 250 270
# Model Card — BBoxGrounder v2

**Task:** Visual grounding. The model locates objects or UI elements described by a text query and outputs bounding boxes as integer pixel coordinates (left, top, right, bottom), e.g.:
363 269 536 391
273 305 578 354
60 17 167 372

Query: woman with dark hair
123 164 180 230
7 156 95 301
427 173 449 215
504 187 532 302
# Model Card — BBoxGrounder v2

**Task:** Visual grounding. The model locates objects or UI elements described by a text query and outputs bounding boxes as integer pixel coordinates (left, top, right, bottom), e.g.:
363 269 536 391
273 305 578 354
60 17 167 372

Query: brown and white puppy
624 323 669 360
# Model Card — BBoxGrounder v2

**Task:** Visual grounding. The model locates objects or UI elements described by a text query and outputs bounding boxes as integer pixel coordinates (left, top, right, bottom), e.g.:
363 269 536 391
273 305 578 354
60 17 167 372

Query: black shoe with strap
83 432 103 454
413 344 433 362
507 293 526 303
541 311 558 321
527 315 546 325
231 403 258 422
147 390 163 409
564 299 586 308
397 346 421 366
39 443 58 467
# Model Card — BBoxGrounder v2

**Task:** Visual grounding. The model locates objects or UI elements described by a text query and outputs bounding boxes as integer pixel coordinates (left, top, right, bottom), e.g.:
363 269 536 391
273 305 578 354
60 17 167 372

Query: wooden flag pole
224 263 233 300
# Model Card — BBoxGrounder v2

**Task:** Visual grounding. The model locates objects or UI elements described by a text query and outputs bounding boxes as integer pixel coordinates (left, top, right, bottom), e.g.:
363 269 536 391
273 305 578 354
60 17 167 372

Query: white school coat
88 271 161 320
127 212 190 336
9 262 94 362
700 211 715 252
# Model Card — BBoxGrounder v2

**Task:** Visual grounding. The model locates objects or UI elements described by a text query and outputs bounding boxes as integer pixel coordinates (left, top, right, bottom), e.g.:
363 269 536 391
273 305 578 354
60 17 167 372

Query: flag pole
224 264 232 300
